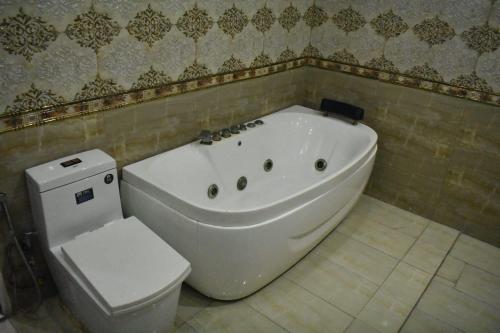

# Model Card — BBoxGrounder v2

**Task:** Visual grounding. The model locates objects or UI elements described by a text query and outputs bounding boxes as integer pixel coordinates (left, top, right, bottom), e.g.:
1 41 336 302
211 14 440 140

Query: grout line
396 232 462 332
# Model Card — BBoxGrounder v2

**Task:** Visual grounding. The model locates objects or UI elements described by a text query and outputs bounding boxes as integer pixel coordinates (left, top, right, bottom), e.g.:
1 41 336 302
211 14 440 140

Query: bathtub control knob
230 125 240 134
221 128 231 138
238 123 247 131
212 132 221 141
104 174 114 184
254 119 264 125
247 122 256 128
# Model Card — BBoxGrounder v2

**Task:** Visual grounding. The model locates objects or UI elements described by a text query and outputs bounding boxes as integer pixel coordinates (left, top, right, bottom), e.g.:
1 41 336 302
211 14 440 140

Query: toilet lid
61 216 190 315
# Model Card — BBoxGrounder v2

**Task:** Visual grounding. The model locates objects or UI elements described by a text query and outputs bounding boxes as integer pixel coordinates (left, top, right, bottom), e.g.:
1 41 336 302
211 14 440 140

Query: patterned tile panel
279 5 301 32
413 16 455 46
332 6 366 33
0 0 499 132
303 4 328 28
217 5 249 38
126 4 171 47
0 8 58 61
176 4 214 41
252 5 276 33
371 10 409 40
66 5 120 52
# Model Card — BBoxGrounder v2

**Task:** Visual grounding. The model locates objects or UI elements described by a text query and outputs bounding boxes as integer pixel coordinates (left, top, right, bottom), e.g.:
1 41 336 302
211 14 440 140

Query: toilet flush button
104 174 114 184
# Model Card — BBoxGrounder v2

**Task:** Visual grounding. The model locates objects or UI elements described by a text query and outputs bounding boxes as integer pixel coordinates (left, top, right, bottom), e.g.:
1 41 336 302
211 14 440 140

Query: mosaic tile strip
1 56 497 134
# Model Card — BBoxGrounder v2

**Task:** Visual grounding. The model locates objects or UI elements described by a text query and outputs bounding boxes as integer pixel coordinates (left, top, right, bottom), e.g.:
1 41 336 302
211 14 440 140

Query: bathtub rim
122 105 378 224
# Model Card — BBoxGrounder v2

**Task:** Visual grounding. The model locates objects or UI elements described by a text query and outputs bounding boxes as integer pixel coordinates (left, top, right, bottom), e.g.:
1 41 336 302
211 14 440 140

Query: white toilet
26 149 191 333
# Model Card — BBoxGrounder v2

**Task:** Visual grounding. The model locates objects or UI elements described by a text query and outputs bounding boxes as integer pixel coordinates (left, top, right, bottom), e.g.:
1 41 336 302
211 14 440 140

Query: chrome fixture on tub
199 130 213 145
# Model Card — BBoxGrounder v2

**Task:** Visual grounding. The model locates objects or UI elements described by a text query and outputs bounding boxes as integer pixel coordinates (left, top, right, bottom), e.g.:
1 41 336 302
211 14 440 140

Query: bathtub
121 105 377 300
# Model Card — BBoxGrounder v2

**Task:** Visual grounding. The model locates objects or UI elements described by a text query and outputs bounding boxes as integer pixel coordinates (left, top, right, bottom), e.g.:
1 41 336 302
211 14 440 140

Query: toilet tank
26 150 123 249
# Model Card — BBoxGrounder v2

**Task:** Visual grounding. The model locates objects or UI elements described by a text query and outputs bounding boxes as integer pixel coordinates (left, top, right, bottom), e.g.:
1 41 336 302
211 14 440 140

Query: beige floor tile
437 256 466 285
450 234 500 277
313 231 398 285
337 212 416 258
285 252 378 316
419 222 459 252
0 320 17 333
177 285 213 322
455 264 500 308
358 262 432 333
173 322 199 333
404 240 448 274
245 277 353 333
401 309 463 333
345 319 381 333
418 279 500 333
354 195 430 238
432 275 456 288
188 301 286 333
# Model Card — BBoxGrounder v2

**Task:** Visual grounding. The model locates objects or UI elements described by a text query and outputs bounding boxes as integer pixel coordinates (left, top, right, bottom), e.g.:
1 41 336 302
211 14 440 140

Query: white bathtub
121 105 377 300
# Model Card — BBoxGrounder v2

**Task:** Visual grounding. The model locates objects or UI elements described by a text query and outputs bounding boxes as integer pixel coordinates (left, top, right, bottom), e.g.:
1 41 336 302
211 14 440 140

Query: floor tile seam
408 307 467 333
345 231 412 260
448 256 500 279
396 231 462 333
239 301 293 333
451 281 500 312
342 213 421 242
281 275 356 320
330 230 403 261
306 249 387 287
181 298 221 325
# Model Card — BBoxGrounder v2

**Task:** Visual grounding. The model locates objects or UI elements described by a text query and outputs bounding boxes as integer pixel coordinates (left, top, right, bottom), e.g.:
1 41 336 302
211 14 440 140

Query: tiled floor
6 195 500 333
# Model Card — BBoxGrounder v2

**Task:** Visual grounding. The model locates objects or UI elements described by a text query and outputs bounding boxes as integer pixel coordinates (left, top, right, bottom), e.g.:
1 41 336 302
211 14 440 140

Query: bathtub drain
208 184 219 199
263 159 273 172
237 176 247 191
315 159 327 171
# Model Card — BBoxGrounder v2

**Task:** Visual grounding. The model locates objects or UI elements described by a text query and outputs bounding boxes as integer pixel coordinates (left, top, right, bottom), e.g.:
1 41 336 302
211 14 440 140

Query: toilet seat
60 216 190 316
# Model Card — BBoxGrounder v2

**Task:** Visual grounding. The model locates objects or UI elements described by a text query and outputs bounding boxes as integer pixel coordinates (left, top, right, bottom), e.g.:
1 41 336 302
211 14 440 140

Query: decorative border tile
0 57 498 134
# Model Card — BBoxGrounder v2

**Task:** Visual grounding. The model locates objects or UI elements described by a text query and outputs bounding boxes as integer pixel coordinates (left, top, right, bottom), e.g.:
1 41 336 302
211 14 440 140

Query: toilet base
49 249 182 333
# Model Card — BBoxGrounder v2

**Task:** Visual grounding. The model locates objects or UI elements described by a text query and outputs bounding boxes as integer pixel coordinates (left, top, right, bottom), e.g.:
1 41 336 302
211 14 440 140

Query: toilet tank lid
25 149 116 193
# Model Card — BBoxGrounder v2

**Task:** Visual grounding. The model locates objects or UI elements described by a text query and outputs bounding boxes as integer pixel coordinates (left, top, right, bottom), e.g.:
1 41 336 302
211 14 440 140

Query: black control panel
61 158 82 168
75 188 94 205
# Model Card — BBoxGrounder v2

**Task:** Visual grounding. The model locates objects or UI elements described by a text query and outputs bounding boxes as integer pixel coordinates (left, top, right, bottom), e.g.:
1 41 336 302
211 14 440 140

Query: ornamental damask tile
332 6 366 33
218 55 245 73
0 8 58 61
217 4 248 38
197 27 231 74
126 4 171 47
279 5 301 32
413 16 455 46
178 61 211 81
475 49 500 94
277 47 297 62
4 84 65 114
301 43 321 58
33 0 92 30
365 55 399 73
66 5 120 52
405 63 443 82
461 24 500 54
132 66 172 90
0 49 30 114
74 75 125 101
370 10 408 40
176 4 214 41
251 53 272 68
328 49 360 65
450 72 493 92
252 5 276 33
303 4 328 28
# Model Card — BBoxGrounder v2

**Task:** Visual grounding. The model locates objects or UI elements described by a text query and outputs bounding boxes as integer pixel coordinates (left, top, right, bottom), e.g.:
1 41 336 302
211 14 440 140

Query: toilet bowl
26 149 191 333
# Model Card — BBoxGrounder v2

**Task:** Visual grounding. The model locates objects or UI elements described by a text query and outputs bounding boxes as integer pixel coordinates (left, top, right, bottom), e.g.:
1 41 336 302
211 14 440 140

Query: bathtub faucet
198 130 212 145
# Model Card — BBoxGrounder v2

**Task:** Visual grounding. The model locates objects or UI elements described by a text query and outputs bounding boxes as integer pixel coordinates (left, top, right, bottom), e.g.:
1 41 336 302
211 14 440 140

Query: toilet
25 149 191 333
